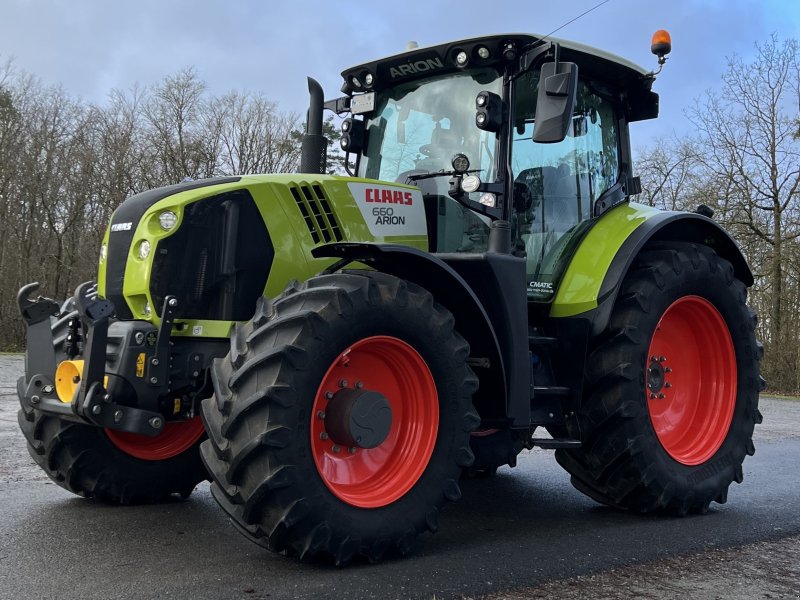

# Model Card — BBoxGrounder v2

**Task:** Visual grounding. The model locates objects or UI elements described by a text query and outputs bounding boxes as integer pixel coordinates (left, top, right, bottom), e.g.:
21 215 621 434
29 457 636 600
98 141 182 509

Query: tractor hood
97 175 428 336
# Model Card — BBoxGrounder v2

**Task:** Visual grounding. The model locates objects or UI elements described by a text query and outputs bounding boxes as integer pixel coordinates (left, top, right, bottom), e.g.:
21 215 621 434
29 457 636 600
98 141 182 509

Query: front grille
104 177 241 318
149 189 273 322
290 183 343 244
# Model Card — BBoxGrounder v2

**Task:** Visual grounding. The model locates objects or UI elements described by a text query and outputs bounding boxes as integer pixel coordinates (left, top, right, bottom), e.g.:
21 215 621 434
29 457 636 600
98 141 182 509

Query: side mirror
532 61 578 143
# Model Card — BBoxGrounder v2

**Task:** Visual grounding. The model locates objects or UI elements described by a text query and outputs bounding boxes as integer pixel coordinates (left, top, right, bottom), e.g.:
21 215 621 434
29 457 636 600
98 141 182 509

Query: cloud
1 0 798 143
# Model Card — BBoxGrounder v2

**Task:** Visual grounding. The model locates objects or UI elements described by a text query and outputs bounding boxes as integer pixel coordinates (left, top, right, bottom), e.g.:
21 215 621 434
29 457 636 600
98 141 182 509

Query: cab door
510 70 622 300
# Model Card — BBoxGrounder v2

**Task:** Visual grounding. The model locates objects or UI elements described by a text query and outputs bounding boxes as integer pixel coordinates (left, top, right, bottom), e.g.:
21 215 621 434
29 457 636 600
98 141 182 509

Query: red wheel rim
105 417 205 461
311 336 439 508
646 295 737 466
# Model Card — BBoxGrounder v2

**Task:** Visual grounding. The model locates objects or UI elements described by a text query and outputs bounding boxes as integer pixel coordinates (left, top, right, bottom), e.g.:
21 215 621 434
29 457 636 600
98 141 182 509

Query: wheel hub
325 388 392 449
646 356 672 398
310 335 439 508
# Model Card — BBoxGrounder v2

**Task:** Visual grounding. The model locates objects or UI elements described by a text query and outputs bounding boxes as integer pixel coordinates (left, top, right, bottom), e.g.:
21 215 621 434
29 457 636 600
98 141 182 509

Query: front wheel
200 271 479 564
17 308 208 504
556 243 763 514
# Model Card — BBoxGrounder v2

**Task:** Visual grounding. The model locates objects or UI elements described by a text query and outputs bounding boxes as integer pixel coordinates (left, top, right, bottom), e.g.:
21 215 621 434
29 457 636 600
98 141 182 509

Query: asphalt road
1 354 799 600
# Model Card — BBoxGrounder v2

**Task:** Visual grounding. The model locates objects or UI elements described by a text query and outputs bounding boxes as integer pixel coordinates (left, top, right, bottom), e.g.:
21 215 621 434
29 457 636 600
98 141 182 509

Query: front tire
556 243 762 514
17 307 208 504
200 272 479 564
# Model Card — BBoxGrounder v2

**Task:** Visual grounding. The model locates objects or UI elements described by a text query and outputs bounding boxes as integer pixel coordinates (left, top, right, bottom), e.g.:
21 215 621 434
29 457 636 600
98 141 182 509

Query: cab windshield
358 68 502 185
358 69 501 253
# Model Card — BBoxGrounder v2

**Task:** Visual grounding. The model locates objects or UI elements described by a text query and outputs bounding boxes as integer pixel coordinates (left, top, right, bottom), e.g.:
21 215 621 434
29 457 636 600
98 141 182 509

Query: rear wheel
556 243 762 514
200 272 479 564
17 307 208 504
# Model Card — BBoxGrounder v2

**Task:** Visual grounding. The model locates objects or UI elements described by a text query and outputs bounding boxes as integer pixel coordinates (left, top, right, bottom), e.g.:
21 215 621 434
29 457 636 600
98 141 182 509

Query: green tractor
17 31 762 565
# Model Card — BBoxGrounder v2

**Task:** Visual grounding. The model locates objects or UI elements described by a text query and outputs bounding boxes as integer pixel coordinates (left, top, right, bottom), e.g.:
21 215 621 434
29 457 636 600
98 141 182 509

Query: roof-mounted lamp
651 29 672 76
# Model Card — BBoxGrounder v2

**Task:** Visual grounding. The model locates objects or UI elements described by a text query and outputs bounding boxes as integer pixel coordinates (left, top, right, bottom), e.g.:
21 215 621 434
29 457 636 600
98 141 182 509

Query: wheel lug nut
325 391 334 400
339 379 348 388
355 381 363 389
650 393 657 399
332 445 340 453
659 356 666 362
348 447 357 454
665 367 672 373
650 356 657 362
320 432 329 440
664 382 672 388
658 393 665 399
317 411 326 420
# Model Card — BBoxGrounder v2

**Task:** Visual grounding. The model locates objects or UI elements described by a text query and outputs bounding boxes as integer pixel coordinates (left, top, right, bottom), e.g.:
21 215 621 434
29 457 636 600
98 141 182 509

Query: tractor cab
329 34 659 300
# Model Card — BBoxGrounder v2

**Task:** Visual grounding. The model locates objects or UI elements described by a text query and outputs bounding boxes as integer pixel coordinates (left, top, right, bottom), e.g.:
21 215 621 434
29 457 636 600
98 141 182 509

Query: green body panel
550 202 661 318
97 175 428 338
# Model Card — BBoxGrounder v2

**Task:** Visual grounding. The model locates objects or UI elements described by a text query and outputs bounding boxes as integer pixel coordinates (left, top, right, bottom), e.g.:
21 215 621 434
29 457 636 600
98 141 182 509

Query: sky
1 0 799 149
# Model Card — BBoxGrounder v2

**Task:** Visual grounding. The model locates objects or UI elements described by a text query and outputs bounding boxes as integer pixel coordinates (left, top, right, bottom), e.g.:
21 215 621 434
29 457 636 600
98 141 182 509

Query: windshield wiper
404 169 480 183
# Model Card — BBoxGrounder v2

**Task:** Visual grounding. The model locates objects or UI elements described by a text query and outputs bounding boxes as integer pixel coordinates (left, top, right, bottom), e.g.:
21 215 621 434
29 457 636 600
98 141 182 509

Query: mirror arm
511 42 554 80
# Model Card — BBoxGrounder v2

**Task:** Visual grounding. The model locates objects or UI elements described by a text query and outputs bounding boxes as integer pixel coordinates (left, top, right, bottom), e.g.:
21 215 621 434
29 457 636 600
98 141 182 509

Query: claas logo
365 188 413 205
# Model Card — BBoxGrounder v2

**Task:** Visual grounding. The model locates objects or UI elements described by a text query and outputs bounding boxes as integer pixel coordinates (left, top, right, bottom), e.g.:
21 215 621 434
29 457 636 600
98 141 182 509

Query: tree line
0 63 342 350
2 36 800 392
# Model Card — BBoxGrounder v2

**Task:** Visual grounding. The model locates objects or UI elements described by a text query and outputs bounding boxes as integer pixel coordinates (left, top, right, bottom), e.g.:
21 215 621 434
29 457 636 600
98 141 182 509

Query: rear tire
17 307 207 504
556 243 762 514
200 271 479 564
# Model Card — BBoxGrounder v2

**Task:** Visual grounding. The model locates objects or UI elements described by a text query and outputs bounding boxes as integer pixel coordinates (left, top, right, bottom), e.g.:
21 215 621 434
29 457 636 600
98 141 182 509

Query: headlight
99 244 107 262
138 240 151 259
159 210 178 231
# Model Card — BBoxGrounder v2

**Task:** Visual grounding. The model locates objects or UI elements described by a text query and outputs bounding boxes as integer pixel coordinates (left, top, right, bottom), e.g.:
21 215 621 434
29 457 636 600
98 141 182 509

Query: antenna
538 0 612 45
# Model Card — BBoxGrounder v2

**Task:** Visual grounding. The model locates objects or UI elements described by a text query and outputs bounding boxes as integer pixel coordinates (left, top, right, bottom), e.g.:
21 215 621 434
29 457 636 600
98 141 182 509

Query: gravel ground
2 353 799 599
479 535 800 599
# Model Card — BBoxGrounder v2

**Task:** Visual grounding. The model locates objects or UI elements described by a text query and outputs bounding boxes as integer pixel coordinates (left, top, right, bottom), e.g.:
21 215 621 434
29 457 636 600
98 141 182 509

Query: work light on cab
451 153 470 174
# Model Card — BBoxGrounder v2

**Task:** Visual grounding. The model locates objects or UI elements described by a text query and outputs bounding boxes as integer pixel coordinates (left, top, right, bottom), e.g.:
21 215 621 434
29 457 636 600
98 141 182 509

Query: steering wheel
418 144 438 157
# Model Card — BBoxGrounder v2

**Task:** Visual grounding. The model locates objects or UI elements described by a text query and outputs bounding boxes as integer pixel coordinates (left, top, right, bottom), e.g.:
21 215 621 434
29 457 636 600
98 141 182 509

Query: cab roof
341 33 659 121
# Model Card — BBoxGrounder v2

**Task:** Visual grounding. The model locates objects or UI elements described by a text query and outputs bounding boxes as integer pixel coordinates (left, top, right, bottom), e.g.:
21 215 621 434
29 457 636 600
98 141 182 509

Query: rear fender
551 202 753 335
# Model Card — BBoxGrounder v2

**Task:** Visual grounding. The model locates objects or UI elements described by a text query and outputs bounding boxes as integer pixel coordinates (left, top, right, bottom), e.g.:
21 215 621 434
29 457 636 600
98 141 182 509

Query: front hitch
17 282 177 437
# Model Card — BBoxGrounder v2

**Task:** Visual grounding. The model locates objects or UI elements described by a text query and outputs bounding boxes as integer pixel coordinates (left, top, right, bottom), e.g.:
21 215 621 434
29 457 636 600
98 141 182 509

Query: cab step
533 385 570 397
528 335 558 347
530 438 582 449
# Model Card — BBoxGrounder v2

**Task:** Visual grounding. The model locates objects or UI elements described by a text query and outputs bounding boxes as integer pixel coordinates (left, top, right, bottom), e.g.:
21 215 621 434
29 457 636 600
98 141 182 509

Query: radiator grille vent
290 183 343 244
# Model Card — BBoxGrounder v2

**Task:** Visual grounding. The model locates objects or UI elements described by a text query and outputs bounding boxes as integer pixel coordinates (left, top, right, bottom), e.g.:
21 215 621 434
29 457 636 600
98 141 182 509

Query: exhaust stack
299 77 328 174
